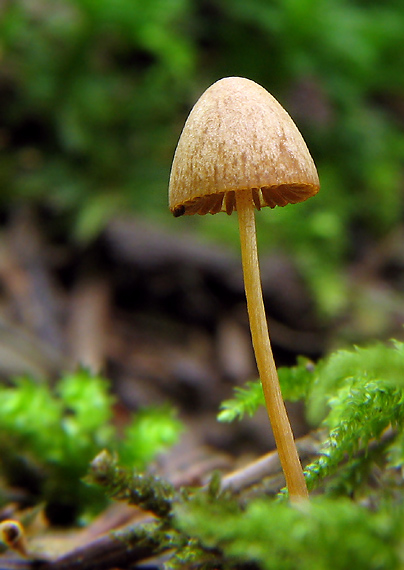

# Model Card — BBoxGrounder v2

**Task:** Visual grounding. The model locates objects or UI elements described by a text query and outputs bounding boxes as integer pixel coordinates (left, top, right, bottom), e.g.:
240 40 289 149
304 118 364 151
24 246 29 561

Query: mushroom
168 77 319 502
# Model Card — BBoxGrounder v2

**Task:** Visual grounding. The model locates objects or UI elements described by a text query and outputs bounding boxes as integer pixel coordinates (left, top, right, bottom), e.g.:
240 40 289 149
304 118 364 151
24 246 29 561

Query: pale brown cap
169 77 320 217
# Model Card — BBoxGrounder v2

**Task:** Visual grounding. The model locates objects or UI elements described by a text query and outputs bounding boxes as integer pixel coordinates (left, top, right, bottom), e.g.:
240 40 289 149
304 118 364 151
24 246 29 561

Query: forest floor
0 205 403 569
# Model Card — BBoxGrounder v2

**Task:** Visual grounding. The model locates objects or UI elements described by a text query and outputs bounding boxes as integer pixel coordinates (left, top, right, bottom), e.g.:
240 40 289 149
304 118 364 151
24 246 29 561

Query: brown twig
41 527 167 570
221 434 320 494
0 522 168 570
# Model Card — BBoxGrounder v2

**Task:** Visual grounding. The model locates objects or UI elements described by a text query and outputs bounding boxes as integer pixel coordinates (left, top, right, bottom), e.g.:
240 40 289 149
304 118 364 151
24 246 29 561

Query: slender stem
236 189 309 502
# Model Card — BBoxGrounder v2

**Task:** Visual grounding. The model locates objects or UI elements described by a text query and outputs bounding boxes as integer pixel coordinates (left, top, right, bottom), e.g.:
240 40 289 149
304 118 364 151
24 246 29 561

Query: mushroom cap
169 77 320 216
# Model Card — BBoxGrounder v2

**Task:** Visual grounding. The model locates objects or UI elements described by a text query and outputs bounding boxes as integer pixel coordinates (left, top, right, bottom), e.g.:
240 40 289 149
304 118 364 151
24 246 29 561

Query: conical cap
169 77 319 216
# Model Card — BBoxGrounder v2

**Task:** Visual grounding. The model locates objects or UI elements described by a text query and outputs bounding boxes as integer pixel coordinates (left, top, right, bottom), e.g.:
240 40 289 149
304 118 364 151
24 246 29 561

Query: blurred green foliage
0 0 195 231
0 369 183 523
174 496 404 570
1 0 403 315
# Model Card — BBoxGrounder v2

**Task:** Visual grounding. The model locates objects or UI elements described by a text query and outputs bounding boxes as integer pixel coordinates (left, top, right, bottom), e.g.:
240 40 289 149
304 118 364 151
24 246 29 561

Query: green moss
218 339 404 499
89 450 176 519
0 369 182 522
174 497 403 570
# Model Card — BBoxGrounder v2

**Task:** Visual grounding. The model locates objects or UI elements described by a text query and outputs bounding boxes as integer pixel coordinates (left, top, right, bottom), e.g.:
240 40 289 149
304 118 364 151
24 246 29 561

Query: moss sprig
218 339 404 497
89 450 176 519
173 496 404 570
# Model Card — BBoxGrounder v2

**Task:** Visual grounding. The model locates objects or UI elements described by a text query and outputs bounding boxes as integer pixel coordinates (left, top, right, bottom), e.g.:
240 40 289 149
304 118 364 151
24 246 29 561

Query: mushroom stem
236 189 309 502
